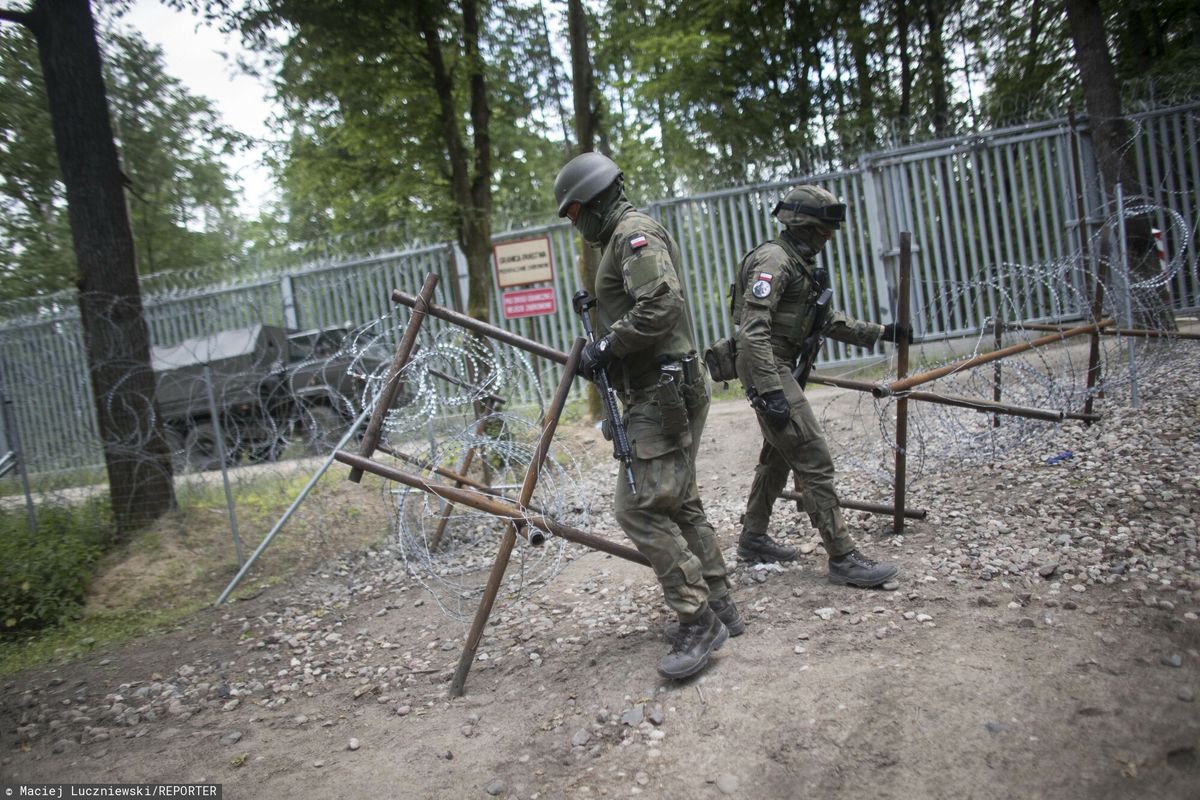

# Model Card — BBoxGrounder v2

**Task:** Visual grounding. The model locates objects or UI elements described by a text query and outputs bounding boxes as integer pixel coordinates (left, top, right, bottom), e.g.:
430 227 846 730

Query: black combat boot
664 595 745 643
737 529 798 563
657 606 728 680
828 549 899 588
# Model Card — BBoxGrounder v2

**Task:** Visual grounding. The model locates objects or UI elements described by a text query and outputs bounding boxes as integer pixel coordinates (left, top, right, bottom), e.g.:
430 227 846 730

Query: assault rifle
791 287 834 389
572 291 637 495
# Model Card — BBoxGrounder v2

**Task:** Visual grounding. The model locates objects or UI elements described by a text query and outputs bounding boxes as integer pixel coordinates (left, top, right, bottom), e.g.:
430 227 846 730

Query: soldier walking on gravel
721 185 909 588
554 152 743 680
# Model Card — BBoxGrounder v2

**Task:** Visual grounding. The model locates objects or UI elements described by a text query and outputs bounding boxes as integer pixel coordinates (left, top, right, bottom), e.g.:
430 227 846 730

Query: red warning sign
502 286 557 320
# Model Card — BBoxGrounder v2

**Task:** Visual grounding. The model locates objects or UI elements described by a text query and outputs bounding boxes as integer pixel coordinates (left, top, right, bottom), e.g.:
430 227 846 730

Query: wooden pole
809 373 1067 422
336 449 648 565
1018 322 1200 340
348 273 439 482
992 318 1003 428
447 338 584 697
778 490 927 520
393 289 569 365
1070 106 1106 421
873 319 1114 397
893 232 912 535
427 410 493 552
376 443 548 518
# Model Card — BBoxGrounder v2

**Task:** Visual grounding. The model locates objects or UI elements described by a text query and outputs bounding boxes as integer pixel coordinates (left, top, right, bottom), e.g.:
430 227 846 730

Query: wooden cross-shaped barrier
343 281 656 696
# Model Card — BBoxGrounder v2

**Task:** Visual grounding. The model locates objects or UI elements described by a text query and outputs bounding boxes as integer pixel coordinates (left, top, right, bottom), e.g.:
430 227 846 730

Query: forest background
0 0 1197 540
2 0 1197 305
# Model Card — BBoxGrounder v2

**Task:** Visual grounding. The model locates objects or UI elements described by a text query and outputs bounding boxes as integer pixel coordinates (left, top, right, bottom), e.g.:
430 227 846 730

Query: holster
655 371 689 437
703 337 738 383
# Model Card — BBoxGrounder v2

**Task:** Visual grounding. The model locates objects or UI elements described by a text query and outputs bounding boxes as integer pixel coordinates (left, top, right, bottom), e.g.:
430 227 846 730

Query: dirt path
3 375 1199 799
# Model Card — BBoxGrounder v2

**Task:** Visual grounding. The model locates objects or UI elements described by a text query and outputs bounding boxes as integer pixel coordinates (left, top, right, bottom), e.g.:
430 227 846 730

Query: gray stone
716 773 739 794
1161 654 1184 668
621 705 645 727
348 738 361 751
485 779 506 796
222 731 243 746
571 729 591 748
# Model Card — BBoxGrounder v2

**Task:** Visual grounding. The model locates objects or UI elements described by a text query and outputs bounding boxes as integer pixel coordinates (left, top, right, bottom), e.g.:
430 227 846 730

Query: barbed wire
823 196 1198 487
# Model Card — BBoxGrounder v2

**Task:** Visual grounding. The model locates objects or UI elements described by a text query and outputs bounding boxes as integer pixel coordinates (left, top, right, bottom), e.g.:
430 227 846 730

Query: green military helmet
772 185 847 229
554 152 622 217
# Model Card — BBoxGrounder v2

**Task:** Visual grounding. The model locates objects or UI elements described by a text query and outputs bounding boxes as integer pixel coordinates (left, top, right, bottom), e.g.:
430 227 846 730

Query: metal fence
1 102 1197 474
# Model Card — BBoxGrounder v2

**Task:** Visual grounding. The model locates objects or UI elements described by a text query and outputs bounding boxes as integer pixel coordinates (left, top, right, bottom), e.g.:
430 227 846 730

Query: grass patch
0 464 393 677
0 606 200 676
0 499 113 633
0 465 108 498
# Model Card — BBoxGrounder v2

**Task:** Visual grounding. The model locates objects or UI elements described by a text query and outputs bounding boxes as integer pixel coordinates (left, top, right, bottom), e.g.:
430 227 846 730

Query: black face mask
785 224 834 252
574 205 606 244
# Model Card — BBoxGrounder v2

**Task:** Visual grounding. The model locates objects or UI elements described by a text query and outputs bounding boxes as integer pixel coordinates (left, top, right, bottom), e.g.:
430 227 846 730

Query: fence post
0 360 36 533
450 242 470 313
860 157 896 323
280 274 300 330
203 365 244 566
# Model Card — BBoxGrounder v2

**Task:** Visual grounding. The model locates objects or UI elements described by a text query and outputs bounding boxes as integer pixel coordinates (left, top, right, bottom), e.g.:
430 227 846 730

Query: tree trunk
25 0 175 535
1064 0 1173 328
896 0 912 138
924 0 950 137
568 0 602 419
462 0 493 324
416 0 493 324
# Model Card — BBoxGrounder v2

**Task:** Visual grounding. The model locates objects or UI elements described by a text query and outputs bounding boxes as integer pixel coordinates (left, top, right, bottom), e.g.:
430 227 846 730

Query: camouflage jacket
593 204 698 392
732 234 881 395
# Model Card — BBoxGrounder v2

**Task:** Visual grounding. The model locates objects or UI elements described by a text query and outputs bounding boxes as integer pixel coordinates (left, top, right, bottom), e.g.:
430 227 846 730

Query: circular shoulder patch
751 279 773 299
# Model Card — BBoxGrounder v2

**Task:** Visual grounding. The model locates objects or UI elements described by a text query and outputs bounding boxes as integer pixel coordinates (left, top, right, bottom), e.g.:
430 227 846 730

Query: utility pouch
656 366 689 436
703 337 738 383
600 417 613 442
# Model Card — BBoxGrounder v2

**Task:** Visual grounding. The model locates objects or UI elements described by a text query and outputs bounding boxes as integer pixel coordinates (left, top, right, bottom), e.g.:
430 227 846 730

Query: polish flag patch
758 272 774 282
629 235 648 249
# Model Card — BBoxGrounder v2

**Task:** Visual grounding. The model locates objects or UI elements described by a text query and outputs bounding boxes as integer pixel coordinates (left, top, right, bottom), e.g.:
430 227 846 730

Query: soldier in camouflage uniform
554 152 742 680
732 185 908 588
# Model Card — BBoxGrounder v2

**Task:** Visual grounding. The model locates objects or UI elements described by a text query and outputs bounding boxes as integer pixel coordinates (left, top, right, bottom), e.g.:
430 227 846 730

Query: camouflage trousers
614 386 731 622
740 363 857 558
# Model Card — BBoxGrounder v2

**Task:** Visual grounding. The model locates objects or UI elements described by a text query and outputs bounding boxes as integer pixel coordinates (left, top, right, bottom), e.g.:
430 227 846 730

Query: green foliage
1107 0 1200 102
0 502 113 632
239 0 566 245
0 26 77 300
104 30 247 277
0 23 246 301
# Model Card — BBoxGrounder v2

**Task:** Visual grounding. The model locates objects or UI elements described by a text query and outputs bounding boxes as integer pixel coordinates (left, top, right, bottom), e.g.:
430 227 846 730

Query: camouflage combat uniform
732 230 883 558
592 199 731 623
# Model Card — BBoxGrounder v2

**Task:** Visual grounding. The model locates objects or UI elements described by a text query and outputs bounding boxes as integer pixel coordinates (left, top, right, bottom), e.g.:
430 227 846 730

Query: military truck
152 324 388 470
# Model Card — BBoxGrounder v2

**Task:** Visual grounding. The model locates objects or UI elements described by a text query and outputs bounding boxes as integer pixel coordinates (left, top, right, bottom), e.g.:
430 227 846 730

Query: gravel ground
2 338 1199 799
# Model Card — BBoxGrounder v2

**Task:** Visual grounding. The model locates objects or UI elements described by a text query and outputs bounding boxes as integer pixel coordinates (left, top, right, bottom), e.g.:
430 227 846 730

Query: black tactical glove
578 335 615 381
751 389 791 429
880 322 913 345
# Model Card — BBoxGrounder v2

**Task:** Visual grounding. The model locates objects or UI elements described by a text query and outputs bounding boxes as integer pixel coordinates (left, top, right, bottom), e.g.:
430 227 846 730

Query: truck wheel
245 434 287 464
304 405 345 455
185 421 237 471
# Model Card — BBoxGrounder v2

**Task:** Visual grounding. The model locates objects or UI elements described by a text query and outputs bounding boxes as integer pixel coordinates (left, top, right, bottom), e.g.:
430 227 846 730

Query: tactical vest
595 208 697 391
731 239 829 359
